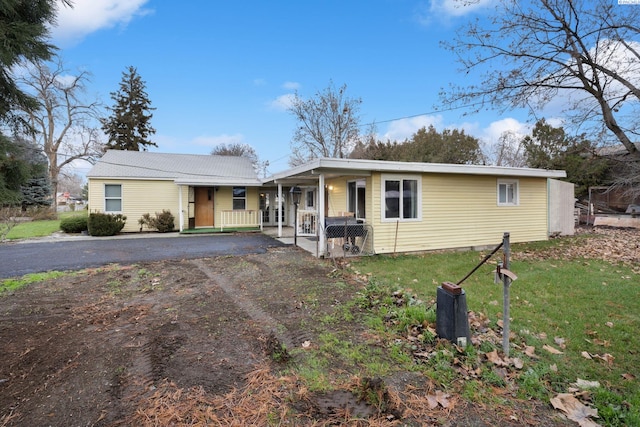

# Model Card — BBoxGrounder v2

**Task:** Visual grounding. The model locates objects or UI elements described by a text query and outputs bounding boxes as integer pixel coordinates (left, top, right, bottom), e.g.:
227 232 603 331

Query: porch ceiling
266 168 371 186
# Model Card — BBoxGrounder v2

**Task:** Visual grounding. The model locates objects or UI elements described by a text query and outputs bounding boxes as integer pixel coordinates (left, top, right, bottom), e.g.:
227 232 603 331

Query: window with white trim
497 179 519 206
232 186 246 210
382 175 420 221
305 189 315 208
104 184 122 212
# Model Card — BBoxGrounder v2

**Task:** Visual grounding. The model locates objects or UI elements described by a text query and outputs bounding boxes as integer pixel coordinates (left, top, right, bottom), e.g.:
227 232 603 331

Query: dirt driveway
12 226 636 425
1 247 347 426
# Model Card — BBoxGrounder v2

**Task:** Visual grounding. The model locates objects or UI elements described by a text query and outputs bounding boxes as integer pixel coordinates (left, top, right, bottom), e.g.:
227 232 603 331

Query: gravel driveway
0 233 286 279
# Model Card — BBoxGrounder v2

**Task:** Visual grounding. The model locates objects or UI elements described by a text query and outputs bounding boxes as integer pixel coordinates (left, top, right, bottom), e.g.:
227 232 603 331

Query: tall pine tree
102 66 156 151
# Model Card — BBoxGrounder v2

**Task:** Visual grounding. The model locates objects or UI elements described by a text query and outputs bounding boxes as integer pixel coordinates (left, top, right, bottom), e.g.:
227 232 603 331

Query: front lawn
350 229 639 426
4 210 87 240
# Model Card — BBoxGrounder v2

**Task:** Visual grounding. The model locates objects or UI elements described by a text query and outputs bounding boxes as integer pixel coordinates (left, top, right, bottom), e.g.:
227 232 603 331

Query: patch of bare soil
0 241 591 426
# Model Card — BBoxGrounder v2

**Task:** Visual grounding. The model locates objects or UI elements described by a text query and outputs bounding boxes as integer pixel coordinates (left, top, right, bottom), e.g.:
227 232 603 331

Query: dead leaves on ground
514 227 640 273
551 393 601 427
127 365 455 426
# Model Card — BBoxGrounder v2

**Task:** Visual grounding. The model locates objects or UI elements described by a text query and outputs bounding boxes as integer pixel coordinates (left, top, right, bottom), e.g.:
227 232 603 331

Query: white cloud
269 93 295 111
50 0 153 46
416 0 495 25
479 117 530 147
282 81 301 91
429 0 496 17
381 115 444 142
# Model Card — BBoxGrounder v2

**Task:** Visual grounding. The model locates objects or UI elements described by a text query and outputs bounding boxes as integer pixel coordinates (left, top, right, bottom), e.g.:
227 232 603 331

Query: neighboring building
87 150 262 233
87 151 569 256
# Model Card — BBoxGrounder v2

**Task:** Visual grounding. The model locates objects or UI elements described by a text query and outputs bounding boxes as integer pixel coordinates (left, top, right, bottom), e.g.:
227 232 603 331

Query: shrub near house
138 210 175 233
88 213 126 236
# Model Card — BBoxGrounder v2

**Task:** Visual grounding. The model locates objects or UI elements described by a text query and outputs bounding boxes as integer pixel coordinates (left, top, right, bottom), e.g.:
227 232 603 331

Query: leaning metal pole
502 232 511 357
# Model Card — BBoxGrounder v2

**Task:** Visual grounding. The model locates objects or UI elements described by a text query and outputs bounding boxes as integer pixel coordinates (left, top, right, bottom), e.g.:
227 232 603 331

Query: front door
195 187 214 227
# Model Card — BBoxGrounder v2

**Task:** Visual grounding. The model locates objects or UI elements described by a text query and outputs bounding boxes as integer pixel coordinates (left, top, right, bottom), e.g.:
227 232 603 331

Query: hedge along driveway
0 233 286 279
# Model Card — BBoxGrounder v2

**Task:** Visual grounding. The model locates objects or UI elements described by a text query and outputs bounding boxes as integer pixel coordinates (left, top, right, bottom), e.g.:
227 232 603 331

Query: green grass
5 211 87 240
1 271 69 293
350 243 640 426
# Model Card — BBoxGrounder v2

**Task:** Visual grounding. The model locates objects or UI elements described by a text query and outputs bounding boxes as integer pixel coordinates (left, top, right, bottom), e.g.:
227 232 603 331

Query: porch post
318 174 326 256
178 184 184 232
277 183 283 237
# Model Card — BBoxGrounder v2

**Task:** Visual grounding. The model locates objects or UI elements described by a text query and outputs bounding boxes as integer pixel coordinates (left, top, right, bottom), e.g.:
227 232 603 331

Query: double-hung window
232 186 246 210
382 175 420 221
305 189 315 209
104 184 122 212
497 179 519 206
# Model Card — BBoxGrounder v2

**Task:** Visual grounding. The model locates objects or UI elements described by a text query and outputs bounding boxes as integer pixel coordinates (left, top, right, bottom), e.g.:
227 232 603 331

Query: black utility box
436 282 471 346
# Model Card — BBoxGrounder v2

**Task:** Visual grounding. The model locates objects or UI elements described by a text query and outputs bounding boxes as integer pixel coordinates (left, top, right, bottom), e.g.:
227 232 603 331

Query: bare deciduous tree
490 131 527 167
441 0 640 159
288 81 362 166
17 59 103 210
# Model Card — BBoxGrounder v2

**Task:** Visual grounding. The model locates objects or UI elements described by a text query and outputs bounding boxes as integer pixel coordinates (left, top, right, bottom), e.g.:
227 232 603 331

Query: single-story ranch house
87 150 573 256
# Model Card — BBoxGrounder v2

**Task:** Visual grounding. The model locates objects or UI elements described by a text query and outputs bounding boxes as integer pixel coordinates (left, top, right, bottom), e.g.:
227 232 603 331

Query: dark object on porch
325 216 367 253
436 282 471 347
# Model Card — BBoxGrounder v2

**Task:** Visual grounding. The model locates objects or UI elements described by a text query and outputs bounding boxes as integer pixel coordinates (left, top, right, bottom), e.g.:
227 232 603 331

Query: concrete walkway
263 227 321 257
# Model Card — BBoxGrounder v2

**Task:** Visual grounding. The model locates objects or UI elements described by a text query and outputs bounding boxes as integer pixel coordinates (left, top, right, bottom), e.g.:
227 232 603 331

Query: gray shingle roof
87 150 261 186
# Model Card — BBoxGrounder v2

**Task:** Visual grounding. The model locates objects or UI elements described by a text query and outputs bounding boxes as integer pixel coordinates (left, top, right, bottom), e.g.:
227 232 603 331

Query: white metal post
318 174 325 256
277 183 282 237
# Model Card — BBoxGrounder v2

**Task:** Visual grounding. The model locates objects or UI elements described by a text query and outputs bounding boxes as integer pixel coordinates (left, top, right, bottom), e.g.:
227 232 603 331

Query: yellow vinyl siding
370 173 548 254
324 176 373 217
88 179 181 233
325 179 347 216
213 186 260 227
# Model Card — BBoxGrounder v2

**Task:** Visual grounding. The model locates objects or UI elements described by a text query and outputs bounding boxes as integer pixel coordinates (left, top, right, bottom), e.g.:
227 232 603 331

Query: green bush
60 215 88 233
138 210 175 233
88 213 126 236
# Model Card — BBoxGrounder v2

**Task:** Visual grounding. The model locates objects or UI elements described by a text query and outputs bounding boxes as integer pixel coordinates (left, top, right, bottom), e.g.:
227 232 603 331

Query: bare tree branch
440 0 640 159
17 58 104 210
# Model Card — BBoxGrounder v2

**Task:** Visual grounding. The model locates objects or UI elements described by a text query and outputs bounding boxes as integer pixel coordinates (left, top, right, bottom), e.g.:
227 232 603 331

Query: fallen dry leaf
581 351 593 360
622 373 636 381
550 393 601 427
555 336 567 349
426 390 451 409
486 349 508 366
593 353 615 366
512 357 524 369
574 379 600 390
524 345 537 358
543 344 564 355
605 322 614 328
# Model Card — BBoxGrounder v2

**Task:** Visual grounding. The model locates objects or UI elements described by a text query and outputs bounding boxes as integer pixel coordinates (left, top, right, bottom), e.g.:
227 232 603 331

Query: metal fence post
502 232 511 357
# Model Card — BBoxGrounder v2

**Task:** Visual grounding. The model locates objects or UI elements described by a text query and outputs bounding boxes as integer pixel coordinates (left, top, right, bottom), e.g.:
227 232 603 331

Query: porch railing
297 209 318 236
220 210 263 231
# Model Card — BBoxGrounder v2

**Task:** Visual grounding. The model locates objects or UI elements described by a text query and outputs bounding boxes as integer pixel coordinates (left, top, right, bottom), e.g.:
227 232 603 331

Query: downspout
277 183 283 237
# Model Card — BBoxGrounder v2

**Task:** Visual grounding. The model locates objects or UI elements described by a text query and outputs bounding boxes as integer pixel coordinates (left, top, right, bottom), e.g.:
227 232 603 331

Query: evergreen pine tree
102 66 157 151
20 176 52 210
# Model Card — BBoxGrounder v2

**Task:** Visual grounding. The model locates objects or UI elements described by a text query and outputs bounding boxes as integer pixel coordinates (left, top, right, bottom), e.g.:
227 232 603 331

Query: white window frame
232 186 247 210
380 174 422 222
497 179 519 206
305 188 315 209
104 184 122 212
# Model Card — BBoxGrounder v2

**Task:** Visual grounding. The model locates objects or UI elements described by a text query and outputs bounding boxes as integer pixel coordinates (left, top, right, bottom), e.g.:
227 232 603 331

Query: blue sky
50 0 531 175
